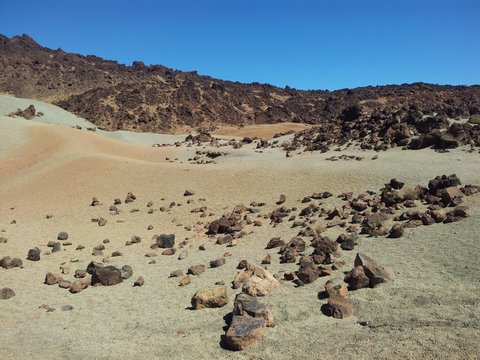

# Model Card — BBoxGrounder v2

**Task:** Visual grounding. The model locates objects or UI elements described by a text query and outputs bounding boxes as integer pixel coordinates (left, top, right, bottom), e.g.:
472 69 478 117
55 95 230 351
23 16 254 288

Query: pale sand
0 98 479 360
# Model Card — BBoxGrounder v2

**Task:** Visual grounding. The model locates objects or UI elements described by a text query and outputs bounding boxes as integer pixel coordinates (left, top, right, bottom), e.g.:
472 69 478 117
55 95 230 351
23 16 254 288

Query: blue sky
1 0 479 90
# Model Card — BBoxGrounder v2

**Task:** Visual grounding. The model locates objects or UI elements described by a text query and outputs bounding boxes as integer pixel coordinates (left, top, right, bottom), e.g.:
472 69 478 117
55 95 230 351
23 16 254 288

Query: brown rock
91 266 123 286
210 258 226 268
58 280 72 289
187 264 206 276
169 269 183 278
354 253 395 286
179 276 191 286
242 266 280 296
44 272 62 285
0 287 15 299
191 286 228 309
324 295 353 319
297 266 320 284
233 293 274 326
162 248 176 256
325 279 349 297
266 237 285 249
388 223 404 238
69 280 87 294
133 276 144 287
344 266 370 290
223 316 267 351
261 254 271 265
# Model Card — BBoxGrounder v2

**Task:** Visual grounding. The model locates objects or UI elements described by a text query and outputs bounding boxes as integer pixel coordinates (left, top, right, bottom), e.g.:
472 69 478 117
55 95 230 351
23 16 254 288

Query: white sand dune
0 96 479 359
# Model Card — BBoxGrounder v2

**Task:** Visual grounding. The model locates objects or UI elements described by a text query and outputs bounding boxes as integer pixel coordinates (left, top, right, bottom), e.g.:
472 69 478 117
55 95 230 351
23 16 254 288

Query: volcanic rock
191 286 228 309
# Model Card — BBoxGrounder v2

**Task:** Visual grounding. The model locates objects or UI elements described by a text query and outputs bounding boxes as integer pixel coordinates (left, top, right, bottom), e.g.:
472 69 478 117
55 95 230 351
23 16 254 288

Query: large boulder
233 293 274 327
223 315 267 351
91 266 123 286
348 253 395 288
156 234 175 248
27 247 41 261
242 266 280 296
323 295 353 319
191 286 228 309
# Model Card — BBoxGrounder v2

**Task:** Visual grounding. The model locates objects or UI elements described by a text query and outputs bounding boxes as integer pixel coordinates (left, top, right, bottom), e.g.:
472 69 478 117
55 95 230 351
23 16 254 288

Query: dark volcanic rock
91 266 123 286
0 287 16 299
27 247 41 261
156 234 175 248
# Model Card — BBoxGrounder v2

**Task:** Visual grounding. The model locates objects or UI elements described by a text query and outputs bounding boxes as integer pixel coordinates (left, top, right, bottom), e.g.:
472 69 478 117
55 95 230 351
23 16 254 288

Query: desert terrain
0 94 479 360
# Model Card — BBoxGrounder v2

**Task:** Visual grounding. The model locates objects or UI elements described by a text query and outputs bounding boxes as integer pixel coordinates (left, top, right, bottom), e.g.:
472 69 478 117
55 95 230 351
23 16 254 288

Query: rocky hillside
1 34 480 133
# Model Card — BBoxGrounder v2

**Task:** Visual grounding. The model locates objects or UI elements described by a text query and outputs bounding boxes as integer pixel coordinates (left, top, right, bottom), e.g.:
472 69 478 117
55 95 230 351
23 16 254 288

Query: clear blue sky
1 0 479 90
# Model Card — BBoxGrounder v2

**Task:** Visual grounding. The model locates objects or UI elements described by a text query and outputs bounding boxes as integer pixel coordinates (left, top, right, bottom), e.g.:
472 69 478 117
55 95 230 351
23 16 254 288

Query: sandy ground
0 97 479 360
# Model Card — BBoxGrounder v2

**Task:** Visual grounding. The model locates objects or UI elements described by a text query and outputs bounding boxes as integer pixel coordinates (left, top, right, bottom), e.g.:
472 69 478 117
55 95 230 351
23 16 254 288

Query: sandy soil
0 97 479 360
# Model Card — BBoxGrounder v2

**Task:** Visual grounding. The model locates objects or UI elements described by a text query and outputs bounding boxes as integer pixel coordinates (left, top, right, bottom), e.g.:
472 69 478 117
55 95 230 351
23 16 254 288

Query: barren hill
1 34 479 133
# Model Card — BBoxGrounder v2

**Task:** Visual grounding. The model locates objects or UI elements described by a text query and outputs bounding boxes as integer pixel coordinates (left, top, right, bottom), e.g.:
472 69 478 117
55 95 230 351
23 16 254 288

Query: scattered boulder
223 316 267 351
242 266 280 296
187 264 206 276
324 279 349 298
27 247 41 261
388 224 404 238
57 232 69 240
44 272 62 285
156 234 175 248
210 258 226 268
191 286 228 309
91 266 123 286
323 295 353 319
69 281 87 294
233 293 274 327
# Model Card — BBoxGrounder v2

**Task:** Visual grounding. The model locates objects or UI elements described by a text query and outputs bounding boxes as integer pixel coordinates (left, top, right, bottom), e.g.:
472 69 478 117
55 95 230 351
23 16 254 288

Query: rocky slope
1 34 480 133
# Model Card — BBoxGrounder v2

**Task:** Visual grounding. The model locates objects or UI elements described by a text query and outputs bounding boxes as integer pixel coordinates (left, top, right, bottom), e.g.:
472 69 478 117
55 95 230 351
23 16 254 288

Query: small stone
210 258 226 268
169 269 183 278
162 248 176 256
121 265 133 280
98 217 107 227
178 250 188 260
389 224 404 238
179 276 192 286
191 286 228 309
57 232 69 240
261 254 271 265
0 288 16 299
27 247 41 261
111 251 123 257
58 280 72 289
69 281 86 294
44 272 62 285
184 190 195 196
74 270 87 278
52 242 62 253
133 276 145 287
156 234 175 248
187 265 206 276
62 305 74 311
